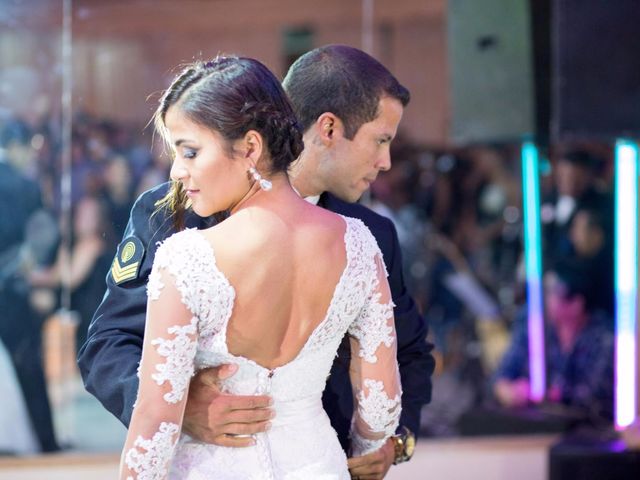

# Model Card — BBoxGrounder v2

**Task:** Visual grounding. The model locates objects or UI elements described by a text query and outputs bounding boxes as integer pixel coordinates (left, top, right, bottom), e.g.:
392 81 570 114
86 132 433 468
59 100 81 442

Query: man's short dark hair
282 44 410 139
559 149 602 171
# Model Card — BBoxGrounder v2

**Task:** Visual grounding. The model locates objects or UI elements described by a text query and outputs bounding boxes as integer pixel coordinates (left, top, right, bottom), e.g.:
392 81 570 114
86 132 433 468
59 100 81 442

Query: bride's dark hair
153 55 304 229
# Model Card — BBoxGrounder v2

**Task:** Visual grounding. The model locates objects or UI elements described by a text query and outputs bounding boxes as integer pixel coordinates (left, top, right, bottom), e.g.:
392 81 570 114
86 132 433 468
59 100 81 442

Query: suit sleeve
381 217 435 436
77 187 175 427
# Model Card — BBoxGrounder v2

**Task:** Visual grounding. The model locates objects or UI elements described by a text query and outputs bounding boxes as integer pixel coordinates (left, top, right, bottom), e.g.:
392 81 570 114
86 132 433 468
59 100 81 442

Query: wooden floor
0 434 557 480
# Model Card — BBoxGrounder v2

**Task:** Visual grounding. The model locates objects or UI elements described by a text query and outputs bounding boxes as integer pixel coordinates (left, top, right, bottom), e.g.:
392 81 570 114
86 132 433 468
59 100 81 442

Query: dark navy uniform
78 182 434 450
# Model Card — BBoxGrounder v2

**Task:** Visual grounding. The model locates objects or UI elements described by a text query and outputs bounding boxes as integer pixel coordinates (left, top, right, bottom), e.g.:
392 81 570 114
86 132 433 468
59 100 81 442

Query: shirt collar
292 185 321 205
304 194 321 205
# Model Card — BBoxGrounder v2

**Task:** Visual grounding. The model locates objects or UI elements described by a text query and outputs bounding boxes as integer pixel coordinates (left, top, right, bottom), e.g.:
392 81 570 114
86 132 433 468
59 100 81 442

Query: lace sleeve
119 235 200 480
348 248 402 457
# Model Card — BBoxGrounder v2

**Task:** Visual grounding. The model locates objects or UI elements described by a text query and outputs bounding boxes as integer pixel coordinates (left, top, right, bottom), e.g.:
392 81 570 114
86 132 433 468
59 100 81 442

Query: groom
78 45 434 479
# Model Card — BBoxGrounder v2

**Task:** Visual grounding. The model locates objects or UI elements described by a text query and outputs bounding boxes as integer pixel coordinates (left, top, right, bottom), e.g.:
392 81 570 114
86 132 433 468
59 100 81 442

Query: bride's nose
170 159 188 182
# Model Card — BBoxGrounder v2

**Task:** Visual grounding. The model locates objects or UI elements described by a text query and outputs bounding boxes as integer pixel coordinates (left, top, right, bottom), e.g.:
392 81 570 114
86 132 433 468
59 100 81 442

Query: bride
119 56 401 479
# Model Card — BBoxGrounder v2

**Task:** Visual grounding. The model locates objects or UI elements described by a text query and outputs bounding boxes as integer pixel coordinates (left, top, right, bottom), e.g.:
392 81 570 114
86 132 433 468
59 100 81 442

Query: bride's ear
239 130 264 166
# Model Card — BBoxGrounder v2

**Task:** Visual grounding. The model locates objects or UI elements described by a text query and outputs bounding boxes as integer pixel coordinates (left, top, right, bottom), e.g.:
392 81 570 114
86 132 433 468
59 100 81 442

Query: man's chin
326 187 365 204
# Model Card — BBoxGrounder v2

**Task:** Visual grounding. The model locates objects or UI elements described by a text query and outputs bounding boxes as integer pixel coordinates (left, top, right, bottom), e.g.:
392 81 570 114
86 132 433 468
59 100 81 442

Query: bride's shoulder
155 228 211 261
159 227 203 247
340 214 373 236
340 215 381 252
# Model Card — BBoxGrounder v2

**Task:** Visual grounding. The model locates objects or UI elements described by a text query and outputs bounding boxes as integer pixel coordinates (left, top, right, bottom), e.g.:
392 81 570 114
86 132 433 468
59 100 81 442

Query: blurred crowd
365 136 615 435
0 113 169 454
0 111 616 452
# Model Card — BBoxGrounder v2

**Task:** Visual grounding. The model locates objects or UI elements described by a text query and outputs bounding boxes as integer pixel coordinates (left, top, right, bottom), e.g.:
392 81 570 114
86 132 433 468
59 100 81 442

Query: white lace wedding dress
121 216 402 480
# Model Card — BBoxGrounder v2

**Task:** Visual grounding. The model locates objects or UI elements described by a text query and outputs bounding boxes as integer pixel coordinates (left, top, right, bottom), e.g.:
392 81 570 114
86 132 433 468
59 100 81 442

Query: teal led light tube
521 142 545 402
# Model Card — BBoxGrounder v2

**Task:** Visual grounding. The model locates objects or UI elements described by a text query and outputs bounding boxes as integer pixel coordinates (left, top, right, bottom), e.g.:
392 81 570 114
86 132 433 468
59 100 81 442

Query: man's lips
363 176 377 185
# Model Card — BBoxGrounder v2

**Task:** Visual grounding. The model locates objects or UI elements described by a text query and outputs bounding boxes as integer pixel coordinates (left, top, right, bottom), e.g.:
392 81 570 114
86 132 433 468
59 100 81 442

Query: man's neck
290 153 324 198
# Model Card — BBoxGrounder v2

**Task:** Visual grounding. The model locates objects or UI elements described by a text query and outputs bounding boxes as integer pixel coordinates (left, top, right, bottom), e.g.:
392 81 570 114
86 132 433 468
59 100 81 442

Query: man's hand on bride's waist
182 364 274 447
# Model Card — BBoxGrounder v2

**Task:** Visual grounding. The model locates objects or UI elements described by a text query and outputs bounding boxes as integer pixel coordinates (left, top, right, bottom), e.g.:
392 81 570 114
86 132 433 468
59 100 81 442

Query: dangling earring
248 166 272 191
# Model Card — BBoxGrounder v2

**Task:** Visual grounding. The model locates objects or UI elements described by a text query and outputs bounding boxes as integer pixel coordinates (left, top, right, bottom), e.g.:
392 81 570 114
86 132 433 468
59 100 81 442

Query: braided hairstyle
154 56 304 228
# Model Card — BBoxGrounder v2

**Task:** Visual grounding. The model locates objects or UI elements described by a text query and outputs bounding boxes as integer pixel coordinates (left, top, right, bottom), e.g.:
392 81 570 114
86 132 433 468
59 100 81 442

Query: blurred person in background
567 206 614 317
100 155 135 242
30 195 113 352
541 147 612 266
0 118 60 452
492 259 614 422
134 135 172 198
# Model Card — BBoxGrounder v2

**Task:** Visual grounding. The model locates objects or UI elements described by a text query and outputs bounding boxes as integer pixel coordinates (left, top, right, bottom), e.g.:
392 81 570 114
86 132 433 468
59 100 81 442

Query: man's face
555 160 592 198
321 96 403 202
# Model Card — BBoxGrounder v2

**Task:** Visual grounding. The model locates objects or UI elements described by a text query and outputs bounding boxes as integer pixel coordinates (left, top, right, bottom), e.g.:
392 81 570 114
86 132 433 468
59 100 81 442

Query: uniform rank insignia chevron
110 236 145 285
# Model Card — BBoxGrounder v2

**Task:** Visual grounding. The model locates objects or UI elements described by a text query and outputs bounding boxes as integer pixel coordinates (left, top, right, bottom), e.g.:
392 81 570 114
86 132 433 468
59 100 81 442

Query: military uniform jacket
78 182 434 451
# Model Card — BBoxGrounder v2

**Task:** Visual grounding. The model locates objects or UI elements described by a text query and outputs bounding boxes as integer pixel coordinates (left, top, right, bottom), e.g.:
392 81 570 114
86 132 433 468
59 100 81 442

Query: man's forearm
79 332 142 426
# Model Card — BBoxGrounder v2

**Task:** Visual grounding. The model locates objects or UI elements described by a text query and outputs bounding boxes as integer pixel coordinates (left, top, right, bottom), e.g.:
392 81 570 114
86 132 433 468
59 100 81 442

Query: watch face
405 433 416 458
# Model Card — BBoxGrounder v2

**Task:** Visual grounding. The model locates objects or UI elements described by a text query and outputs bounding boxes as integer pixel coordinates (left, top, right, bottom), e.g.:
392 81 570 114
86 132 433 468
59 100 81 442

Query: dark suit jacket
0 161 42 256
78 183 434 450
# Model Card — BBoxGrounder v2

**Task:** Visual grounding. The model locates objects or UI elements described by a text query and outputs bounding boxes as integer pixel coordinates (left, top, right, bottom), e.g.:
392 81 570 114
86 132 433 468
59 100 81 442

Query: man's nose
377 151 392 172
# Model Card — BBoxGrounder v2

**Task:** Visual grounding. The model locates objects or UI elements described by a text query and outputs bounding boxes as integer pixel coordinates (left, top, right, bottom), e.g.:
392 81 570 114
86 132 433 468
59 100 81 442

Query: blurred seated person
492 259 614 421
568 206 614 317
541 148 611 265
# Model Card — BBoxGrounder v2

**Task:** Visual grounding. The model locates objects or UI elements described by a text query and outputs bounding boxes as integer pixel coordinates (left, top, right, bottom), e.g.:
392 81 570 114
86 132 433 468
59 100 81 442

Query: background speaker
552 0 640 140
448 0 535 144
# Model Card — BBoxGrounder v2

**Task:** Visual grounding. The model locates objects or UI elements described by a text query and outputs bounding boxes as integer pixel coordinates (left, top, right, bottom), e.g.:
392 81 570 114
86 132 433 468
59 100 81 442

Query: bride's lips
185 189 200 197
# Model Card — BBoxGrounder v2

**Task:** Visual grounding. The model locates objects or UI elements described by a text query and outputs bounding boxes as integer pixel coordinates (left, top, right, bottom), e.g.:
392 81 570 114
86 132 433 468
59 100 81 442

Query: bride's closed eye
182 148 198 159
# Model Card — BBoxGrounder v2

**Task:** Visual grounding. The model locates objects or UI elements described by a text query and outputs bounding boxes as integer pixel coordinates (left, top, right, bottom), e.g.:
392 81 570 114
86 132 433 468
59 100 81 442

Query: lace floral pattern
307 218 392 356
123 218 400 478
356 379 401 432
351 379 401 456
150 317 198 403
349 297 395 363
124 422 179 480
147 263 164 301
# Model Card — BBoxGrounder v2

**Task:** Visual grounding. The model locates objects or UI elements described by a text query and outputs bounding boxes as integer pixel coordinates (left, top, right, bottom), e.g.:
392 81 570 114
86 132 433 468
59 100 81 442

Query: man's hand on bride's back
183 364 274 447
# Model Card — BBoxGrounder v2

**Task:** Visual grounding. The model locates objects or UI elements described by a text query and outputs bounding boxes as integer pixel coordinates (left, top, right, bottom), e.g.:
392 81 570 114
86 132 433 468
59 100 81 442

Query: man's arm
376 216 434 436
77 184 176 426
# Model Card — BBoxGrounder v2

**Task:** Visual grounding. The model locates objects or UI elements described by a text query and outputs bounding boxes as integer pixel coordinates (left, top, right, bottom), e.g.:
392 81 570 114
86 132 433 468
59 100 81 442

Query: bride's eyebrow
174 139 197 147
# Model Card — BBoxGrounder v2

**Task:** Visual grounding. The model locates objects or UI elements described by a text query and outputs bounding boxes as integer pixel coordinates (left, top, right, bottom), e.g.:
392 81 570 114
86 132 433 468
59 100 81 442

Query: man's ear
315 113 344 145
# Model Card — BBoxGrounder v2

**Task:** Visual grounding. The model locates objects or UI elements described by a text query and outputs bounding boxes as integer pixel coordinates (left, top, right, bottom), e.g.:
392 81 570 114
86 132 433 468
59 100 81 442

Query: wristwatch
391 426 415 464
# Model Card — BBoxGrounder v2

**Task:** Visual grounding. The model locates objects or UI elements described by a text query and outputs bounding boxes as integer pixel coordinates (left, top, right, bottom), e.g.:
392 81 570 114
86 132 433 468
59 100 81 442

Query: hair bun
240 101 303 170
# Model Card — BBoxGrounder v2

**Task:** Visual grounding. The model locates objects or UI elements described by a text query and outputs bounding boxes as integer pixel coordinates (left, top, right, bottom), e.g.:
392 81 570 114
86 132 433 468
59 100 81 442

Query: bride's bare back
203 193 347 370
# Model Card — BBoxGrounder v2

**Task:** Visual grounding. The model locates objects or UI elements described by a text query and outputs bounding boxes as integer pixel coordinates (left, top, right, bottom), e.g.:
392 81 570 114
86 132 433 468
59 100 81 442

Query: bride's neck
228 172 301 216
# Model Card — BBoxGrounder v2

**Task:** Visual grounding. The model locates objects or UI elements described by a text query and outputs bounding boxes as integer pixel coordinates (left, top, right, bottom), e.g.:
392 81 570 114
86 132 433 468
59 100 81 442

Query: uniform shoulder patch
110 236 145 285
